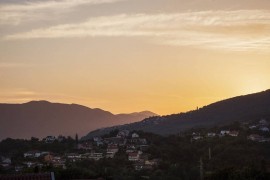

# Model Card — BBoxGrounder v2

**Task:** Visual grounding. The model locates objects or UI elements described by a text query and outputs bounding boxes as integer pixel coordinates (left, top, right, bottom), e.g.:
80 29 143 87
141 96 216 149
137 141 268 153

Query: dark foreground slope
0 101 157 140
84 89 270 139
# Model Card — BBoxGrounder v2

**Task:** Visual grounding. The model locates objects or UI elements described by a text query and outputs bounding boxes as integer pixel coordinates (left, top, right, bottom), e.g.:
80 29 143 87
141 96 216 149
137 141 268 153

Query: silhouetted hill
0 101 157 140
83 89 270 139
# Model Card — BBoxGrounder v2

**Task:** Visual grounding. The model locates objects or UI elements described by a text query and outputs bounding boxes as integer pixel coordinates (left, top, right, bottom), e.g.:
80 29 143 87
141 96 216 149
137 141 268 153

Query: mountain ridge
0 100 157 140
83 89 270 139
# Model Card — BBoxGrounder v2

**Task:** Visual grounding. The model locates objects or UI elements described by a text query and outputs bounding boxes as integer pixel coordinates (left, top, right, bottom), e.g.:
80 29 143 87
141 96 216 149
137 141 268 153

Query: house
138 138 147 145
192 132 197 136
126 145 136 153
77 142 93 150
229 131 239 137
192 136 203 140
44 136 56 143
93 137 104 146
260 127 269 132
104 137 125 146
249 125 257 129
128 151 141 161
220 130 230 136
15 166 23 172
0 157 11 167
134 161 144 171
51 157 66 169
107 144 119 154
24 161 36 168
259 137 270 143
248 134 263 142
96 141 104 146
88 152 104 161
44 154 54 162
66 153 81 162
106 144 119 158
117 130 130 138
106 152 116 158
24 151 42 158
207 133 216 137
93 137 102 142
132 133 139 138
145 159 159 166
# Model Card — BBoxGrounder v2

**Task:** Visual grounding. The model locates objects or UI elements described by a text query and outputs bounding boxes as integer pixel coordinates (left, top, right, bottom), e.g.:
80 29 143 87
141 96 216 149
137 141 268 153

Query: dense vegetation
1 122 270 180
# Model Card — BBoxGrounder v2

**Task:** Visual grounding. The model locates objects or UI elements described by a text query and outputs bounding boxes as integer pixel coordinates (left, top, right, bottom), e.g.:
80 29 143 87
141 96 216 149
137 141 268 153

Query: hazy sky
0 0 270 115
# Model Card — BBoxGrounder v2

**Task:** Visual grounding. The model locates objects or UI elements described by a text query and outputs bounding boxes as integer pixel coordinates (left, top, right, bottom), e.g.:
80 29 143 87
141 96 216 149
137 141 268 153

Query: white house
220 130 230 136
24 151 41 158
44 136 56 143
229 131 239 137
132 133 139 138
117 130 130 138
260 127 269 132
207 133 216 137
93 137 102 142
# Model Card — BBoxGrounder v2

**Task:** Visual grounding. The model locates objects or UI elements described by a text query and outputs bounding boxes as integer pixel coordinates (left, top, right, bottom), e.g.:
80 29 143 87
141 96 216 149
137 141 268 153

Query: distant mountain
83 89 270 139
0 101 157 140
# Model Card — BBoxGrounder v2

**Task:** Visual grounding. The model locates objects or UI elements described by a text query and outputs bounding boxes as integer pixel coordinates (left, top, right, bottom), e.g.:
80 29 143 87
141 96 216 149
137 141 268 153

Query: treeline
1 123 270 179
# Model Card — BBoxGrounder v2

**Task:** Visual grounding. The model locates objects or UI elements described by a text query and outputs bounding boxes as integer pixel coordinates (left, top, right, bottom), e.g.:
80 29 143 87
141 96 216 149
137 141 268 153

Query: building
24 151 42 158
229 131 239 137
0 157 11 167
248 134 263 142
207 133 216 137
106 145 119 158
77 142 93 150
117 130 130 138
93 137 102 142
44 154 54 162
132 133 140 138
128 151 141 161
44 136 56 143
192 136 203 140
107 144 119 154
66 153 81 162
88 152 104 161
220 130 230 136
260 127 269 132
104 137 125 146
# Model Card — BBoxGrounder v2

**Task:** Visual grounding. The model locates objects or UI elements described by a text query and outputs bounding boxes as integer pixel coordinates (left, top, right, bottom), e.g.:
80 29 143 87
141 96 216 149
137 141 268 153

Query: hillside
83 89 270 139
0 101 157 140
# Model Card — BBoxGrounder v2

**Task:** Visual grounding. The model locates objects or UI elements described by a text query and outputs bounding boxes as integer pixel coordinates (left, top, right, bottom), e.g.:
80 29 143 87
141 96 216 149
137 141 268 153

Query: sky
0 0 270 115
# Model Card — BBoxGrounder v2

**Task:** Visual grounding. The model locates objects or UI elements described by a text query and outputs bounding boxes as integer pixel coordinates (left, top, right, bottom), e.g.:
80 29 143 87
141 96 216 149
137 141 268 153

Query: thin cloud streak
0 0 126 25
4 10 270 52
0 62 34 68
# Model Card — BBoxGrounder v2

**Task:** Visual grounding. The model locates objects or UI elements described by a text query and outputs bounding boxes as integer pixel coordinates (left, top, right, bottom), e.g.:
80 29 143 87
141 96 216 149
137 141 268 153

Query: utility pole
200 158 204 180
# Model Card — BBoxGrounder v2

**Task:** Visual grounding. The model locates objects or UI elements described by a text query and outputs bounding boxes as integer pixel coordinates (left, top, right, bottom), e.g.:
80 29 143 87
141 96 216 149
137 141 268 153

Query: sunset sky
0 0 270 115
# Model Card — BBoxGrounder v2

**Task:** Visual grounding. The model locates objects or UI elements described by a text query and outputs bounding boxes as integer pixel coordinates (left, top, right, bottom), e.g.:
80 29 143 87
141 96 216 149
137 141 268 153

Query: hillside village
0 119 270 179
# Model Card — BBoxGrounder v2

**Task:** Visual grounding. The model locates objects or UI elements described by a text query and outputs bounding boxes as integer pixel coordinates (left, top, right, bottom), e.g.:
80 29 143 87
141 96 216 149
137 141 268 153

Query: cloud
3 10 270 52
0 0 126 25
0 62 34 68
